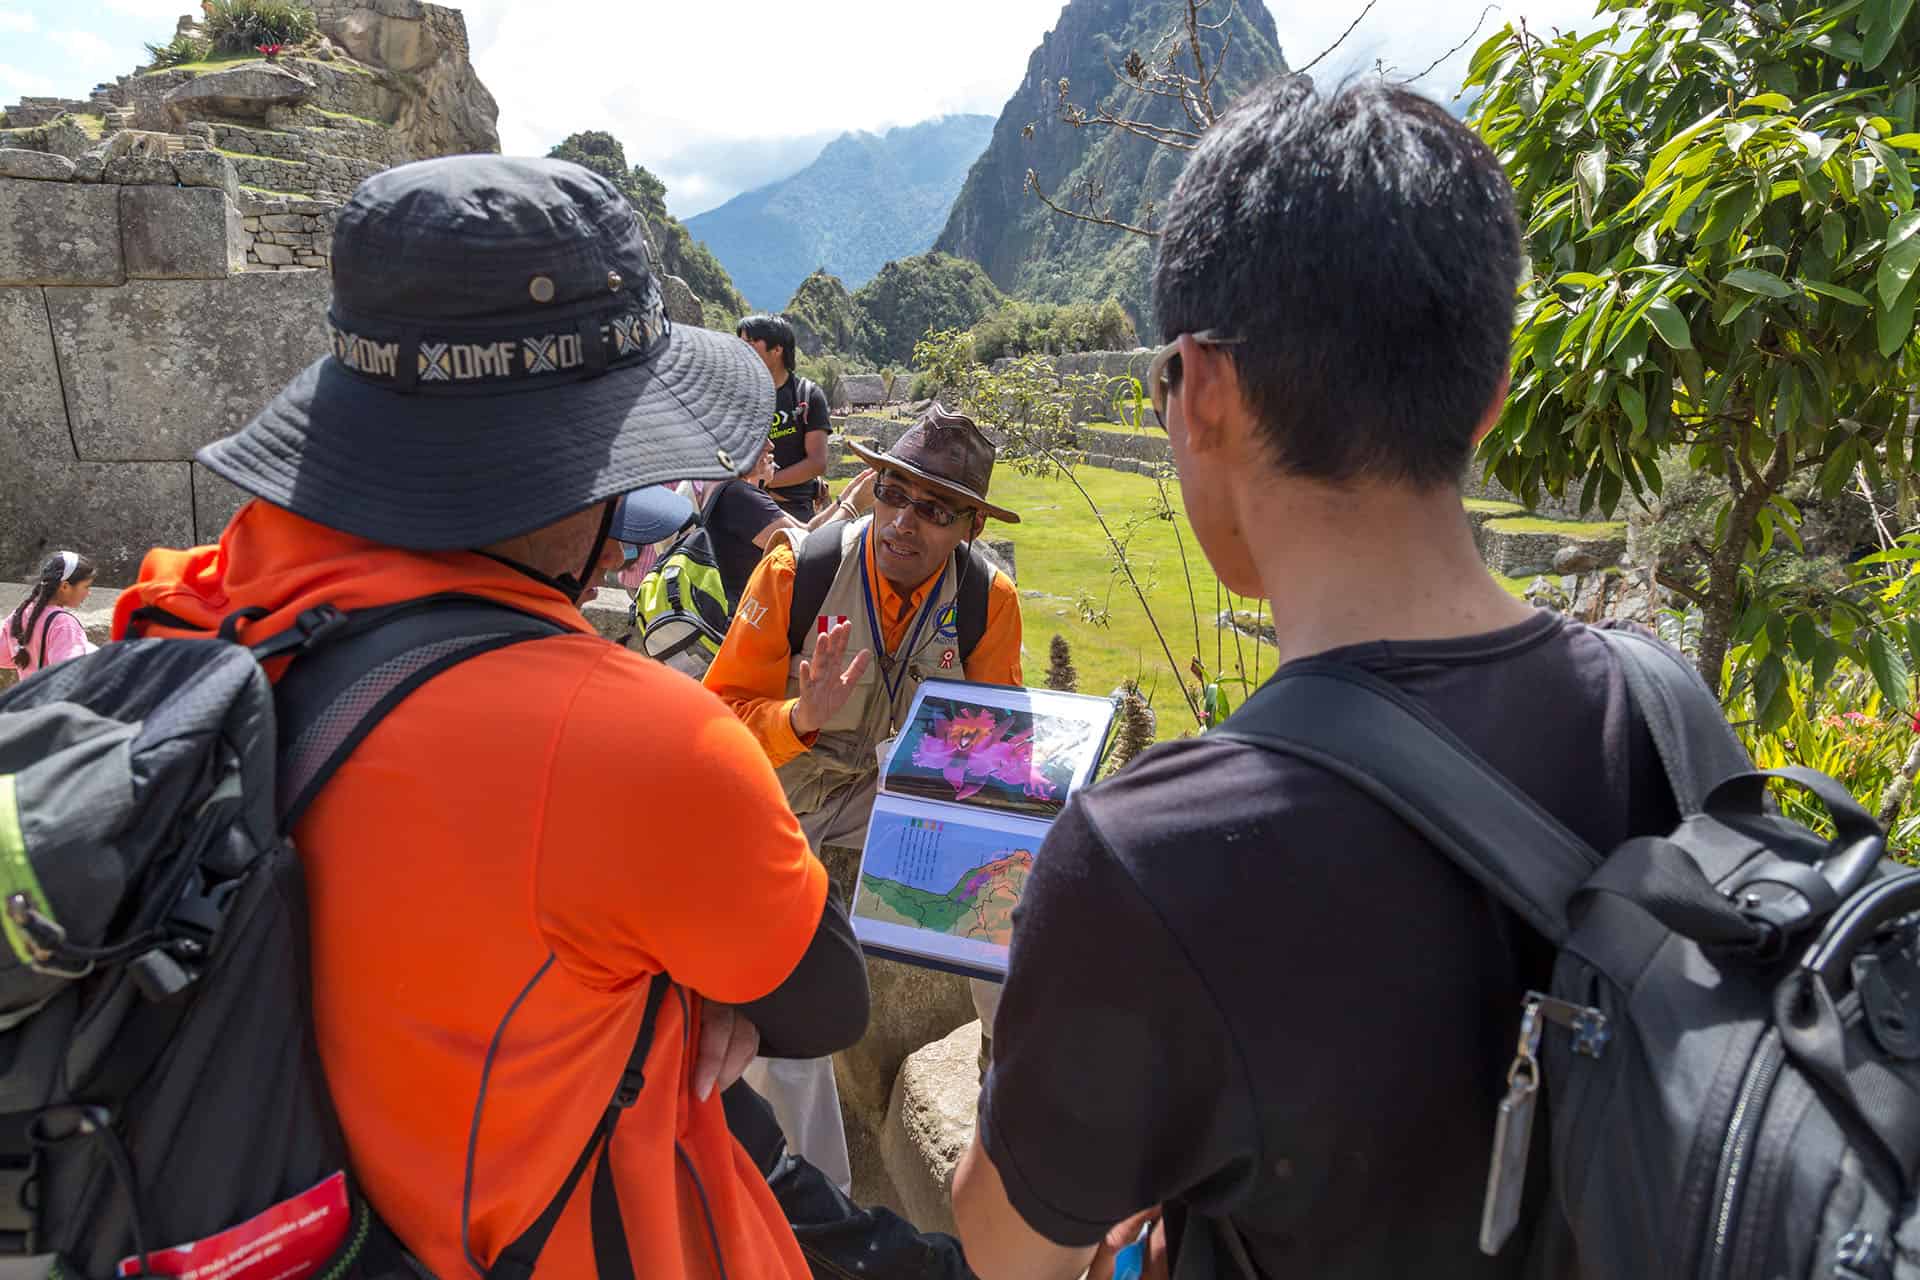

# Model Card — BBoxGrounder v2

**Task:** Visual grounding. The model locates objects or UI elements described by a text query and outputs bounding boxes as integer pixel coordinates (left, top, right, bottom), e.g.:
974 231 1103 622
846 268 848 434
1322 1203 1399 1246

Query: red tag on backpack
117 1170 349 1279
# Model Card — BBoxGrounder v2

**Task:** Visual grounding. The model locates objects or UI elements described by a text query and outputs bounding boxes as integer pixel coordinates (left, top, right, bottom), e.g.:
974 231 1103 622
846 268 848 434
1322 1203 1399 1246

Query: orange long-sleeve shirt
704 534 1025 766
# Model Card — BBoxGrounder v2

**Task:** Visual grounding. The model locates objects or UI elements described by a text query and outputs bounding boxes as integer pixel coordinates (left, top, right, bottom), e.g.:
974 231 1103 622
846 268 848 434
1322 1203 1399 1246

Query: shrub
971 298 1137 363
202 0 316 54
144 32 212 68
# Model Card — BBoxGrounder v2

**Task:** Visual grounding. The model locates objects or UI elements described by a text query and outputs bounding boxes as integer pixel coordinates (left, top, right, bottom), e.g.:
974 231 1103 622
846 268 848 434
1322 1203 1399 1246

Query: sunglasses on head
1148 331 1248 428
873 476 969 528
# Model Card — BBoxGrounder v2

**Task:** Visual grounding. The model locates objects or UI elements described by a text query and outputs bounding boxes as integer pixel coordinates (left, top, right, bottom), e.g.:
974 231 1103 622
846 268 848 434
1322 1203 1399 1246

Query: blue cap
610 485 694 545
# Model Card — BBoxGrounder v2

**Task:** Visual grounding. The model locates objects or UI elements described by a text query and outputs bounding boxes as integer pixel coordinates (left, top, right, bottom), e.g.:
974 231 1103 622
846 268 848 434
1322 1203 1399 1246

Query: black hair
9 551 95 661
1152 77 1522 490
736 314 797 373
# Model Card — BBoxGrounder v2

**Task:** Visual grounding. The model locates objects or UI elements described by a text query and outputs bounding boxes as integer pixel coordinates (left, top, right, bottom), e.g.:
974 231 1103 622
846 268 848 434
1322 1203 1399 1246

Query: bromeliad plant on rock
1465 0 1920 712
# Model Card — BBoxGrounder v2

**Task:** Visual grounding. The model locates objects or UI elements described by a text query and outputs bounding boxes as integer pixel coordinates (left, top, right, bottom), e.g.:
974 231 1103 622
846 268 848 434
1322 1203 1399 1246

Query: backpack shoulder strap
956 542 995 663
787 519 851 654
1214 661 1602 946
269 594 568 832
1594 627 1750 813
265 593 665 1279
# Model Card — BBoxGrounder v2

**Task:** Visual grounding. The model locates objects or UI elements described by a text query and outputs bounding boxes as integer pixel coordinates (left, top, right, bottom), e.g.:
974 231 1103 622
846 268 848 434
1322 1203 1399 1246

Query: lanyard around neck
858 526 948 704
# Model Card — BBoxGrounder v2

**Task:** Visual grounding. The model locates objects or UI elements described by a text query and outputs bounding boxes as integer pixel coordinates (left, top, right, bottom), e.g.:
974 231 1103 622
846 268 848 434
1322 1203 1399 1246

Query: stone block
0 287 194 585
254 243 295 265
880 1020 982 1238
170 150 241 204
0 150 76 181
580 588 632 641
103 154 177 186
259 213 308 232
70 152 105 183
46 271 331 463
121 186 244 280
191 463 254 541
0 180 122 286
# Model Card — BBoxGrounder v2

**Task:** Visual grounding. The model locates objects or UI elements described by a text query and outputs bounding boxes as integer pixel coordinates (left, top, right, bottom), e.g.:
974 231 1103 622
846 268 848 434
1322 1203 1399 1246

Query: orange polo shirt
115 501 825 1280
703 531 1025 766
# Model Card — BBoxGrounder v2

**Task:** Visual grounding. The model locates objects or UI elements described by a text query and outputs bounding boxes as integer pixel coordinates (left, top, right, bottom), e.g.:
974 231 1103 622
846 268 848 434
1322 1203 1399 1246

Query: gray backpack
1218 628 1919 1280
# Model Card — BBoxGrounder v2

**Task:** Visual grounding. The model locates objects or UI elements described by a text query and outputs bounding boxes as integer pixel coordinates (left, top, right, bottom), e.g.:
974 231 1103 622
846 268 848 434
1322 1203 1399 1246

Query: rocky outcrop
311 0 499 158
933 0 1288 324
660 274 703 327
164 63 315 122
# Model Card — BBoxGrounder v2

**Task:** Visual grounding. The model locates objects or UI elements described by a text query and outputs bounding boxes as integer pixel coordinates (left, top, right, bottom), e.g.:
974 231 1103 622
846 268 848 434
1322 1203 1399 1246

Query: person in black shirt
951 78 1680 1280
703 443 877 608
739 314 834 519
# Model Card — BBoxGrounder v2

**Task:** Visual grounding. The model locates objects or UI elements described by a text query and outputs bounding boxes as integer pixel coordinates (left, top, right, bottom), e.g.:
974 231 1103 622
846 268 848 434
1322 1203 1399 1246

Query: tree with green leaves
854 253 1005 365
1464 0 1920 721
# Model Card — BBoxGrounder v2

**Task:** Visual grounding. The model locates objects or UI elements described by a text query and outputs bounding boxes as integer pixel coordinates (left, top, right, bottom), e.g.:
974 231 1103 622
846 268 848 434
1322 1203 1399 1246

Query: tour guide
703 403 1025 1184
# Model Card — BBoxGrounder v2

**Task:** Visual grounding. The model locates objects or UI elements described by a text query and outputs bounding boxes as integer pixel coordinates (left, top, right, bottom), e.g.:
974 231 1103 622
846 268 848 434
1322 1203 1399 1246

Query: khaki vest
775 517 966 817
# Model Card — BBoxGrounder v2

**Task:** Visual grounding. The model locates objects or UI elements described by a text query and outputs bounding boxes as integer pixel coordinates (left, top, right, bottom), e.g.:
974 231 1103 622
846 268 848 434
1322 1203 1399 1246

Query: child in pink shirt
3 551 97 678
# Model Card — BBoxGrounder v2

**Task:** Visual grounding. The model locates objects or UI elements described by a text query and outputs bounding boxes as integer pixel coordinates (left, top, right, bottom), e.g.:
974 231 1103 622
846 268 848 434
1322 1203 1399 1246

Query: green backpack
633 489 731 672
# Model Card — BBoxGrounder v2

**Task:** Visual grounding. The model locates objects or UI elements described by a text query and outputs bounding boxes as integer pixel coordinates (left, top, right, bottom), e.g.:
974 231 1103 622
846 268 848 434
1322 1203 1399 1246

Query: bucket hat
198 155 773 550
845 403 1019 524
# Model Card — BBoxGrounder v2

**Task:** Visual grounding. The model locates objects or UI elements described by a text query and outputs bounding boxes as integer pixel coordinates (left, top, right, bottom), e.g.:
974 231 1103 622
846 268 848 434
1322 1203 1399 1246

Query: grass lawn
1484 515 1626 538
141 52 261 76
993 466 1271 733
998 468 1590 736
1465 497 1526 515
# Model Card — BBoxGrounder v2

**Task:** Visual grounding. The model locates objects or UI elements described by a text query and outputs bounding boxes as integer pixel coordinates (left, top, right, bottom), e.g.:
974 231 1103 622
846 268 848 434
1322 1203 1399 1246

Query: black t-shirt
702 479 788 609
979 612 1679 1278
766 376 833 517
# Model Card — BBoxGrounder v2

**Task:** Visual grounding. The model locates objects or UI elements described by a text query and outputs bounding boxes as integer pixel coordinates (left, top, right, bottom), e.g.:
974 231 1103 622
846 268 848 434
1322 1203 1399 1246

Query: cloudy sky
0 0 1597 217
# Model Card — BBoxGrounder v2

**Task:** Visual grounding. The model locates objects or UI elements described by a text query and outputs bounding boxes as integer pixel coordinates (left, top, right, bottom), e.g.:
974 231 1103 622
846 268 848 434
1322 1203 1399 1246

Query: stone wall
241 195 340 270
4 97 93 128
1 165 330 585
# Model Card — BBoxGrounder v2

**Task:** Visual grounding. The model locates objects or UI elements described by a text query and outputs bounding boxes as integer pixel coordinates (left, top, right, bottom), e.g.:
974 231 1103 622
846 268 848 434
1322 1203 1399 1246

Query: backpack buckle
247 605 351 662
0 1149 39 1254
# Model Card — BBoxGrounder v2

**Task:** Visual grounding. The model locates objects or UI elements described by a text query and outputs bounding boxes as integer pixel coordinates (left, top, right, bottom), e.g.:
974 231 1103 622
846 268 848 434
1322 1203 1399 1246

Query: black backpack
1215 627 1919 1280
0 596 670 1279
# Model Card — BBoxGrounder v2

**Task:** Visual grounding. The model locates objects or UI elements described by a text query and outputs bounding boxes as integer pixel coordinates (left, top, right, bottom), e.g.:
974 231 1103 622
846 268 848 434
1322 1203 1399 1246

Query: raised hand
790 619 872 736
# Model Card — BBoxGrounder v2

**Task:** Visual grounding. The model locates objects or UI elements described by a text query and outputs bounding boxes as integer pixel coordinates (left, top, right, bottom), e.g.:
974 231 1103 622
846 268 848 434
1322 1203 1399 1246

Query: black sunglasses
873 478 969 528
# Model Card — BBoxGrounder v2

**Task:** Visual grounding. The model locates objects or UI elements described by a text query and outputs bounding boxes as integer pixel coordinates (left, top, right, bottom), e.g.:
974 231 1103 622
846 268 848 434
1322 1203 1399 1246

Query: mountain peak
686 114 995 310
934 0 1288 325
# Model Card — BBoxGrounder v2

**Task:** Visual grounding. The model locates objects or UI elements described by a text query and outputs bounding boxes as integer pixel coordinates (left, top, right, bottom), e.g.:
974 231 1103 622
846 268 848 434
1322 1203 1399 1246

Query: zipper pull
1480 996 1544 1256
1530 990 1611 1058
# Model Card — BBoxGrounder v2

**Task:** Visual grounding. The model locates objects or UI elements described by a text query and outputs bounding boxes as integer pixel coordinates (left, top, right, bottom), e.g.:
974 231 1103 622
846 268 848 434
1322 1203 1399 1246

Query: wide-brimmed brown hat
846 404 1019 524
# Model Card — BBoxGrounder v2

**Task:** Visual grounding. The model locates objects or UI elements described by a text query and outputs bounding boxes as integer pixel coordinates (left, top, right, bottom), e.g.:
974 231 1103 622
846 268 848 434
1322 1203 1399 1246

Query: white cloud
47 28 120 64
461 0 1615 221
0 11 36 35
464 0 1054 216
0 58 59 102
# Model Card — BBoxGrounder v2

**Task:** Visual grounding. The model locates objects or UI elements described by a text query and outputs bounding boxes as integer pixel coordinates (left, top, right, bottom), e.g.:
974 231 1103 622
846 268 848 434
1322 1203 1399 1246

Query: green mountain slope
687 115 996 311
934 0 1288 326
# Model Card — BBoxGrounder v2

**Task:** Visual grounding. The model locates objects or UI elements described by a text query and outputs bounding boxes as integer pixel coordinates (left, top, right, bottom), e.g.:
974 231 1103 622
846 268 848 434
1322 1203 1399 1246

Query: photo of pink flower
890 695 1093 817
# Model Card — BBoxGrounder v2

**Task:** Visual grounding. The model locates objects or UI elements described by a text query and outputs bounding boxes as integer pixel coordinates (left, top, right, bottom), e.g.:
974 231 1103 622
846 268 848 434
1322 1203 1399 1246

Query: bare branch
1654 570 1710 608
1026 169 1162 238
1399 4 1502 86
1297 0 1379 75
